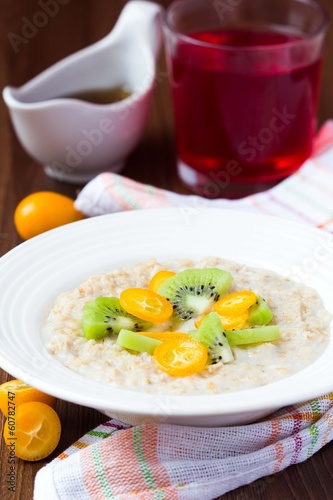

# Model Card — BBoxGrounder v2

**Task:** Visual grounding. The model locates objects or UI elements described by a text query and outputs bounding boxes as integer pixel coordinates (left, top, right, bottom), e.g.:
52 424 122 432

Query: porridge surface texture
43 257 331 395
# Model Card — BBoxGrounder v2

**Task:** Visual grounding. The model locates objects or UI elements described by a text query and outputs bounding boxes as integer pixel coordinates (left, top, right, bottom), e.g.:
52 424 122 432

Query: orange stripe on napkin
273 441 285 473
141 425 177 498
264 419 282 446
79 426 179 498
73 440 89 450
106 429 149 496
80 447 107 499
317 217 333 229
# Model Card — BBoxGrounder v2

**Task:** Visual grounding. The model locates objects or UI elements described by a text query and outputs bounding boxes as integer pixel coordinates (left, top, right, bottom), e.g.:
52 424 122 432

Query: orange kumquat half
120 288 173 323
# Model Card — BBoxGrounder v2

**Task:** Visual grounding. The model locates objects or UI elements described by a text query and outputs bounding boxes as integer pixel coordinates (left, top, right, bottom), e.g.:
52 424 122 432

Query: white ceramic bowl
0 208 332 426
2 1 163 184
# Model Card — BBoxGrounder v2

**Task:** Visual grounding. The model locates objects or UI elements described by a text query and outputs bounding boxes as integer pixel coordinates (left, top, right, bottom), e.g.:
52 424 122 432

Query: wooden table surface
1 0 333 498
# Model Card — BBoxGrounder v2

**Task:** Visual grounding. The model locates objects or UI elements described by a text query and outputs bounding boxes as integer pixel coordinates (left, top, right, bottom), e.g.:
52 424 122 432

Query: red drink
168 29 323 198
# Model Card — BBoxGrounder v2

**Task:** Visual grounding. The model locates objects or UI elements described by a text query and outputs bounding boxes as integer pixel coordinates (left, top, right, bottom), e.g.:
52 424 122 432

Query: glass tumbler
164 0 329 198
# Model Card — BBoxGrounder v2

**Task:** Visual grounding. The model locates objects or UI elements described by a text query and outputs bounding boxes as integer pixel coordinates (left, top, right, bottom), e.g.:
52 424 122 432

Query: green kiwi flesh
190 311 234 364
226 325 280 346
157 268 233 322
82 297 152 340
248 297 273 325
117 329 162 354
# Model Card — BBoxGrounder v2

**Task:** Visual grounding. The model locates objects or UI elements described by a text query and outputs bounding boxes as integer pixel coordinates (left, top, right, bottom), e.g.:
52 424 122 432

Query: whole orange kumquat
14 191 84 240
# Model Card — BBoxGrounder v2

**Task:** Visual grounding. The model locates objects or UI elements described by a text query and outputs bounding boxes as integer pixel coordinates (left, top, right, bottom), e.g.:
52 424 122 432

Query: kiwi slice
117 329 161 355
157 268 233 322
190 312 234 364
226 325 280 346
248 297 273 325
82 297 152 340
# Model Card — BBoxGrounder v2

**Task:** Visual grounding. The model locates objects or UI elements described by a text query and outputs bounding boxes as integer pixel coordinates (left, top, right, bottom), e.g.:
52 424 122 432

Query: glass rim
163 0 330 52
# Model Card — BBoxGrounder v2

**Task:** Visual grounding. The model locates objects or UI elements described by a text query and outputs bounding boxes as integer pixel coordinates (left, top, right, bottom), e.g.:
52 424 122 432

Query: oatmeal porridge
43 257 331 395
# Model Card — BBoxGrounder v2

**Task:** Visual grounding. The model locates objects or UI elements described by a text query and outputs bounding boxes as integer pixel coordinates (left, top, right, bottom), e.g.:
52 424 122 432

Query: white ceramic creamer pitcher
3 1 163 183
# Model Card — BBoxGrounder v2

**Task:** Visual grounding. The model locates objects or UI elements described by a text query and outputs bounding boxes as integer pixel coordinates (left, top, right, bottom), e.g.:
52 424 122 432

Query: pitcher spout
110 0 163 60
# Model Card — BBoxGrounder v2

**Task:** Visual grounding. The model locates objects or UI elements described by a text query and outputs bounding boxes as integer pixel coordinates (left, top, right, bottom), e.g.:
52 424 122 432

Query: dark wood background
1 1 333 498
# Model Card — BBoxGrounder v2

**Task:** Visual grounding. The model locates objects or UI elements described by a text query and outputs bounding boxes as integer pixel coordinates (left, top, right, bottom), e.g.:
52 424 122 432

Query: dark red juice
169 28 323 198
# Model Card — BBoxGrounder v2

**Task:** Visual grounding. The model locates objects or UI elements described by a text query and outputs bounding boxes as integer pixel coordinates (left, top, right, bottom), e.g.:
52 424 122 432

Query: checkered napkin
34 396 333 499
34 121 333 499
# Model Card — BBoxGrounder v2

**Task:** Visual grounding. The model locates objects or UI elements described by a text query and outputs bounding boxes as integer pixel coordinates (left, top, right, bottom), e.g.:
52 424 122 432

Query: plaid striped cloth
34 121 333 499
34 395 333 499
75 121 333 232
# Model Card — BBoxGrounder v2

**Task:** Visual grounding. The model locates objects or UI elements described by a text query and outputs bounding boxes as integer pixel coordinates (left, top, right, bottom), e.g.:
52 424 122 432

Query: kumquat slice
3 401 61 461
120 288 173 323
196 311 249 331
148 270 176 293
139 331 189 342
219 310 249 330
153 337 208 377
0 379 56 418
214 290 257 316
